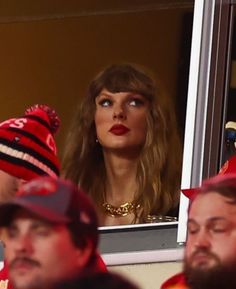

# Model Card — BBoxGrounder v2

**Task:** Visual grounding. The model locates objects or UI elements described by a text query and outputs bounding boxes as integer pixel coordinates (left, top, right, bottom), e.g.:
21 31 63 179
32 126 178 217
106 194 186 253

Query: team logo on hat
0 118 27 129
17 178 56 197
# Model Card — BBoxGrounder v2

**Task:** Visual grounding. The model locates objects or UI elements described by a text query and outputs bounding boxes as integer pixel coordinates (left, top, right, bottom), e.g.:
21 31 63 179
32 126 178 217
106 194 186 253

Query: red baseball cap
182 155 236 200
0 176 107 273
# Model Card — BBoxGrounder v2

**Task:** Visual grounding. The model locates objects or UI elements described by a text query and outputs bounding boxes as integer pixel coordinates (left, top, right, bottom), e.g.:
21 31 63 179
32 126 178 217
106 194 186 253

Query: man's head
0 104 60 202
0 176 105 289
184 174 236 289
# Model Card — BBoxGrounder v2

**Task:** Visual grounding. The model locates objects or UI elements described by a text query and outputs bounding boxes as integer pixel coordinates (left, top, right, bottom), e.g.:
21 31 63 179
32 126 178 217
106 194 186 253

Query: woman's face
94 88 149 153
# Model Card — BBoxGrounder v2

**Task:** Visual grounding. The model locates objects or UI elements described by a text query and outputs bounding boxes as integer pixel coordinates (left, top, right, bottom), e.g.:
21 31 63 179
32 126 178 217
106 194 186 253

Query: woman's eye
129 98 144 107
98 99 112 107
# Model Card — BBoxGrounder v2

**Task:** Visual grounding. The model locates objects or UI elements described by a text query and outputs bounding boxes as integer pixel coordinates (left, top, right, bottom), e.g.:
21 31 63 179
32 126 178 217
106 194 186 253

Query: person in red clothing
161 173 236 289
0 104 60 202
0 176 106 289
0 104 62 289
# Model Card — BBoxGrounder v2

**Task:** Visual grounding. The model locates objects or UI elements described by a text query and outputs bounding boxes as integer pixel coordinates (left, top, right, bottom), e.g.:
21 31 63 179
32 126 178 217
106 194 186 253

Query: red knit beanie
0 104 60 180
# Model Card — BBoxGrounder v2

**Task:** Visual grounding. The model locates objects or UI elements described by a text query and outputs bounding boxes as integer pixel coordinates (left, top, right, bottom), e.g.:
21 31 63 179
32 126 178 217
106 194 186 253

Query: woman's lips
109 124 130 135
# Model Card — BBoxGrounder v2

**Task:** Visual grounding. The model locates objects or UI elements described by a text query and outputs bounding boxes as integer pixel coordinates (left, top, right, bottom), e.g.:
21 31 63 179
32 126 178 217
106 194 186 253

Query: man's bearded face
184 192 236 289
184 248 236 289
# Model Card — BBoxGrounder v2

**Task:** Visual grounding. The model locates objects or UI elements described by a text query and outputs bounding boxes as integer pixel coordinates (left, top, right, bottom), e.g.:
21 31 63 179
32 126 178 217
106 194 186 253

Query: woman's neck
103 151 139 205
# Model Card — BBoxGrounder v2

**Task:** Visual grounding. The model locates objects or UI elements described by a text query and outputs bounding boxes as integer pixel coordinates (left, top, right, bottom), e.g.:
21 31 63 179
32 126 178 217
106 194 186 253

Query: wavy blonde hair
62 63 182 222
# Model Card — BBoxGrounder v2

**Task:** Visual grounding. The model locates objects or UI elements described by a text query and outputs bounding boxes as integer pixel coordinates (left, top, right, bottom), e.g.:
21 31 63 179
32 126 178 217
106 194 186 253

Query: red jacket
0 262 11 289
161 272 188 289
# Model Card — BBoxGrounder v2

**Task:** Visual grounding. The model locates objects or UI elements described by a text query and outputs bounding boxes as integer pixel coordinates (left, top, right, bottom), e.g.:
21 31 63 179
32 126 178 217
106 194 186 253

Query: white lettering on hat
10 118 27 129
0 118 15 127
0 144 57 178
46 134 57 153
17 179 56 197
0 118 27 129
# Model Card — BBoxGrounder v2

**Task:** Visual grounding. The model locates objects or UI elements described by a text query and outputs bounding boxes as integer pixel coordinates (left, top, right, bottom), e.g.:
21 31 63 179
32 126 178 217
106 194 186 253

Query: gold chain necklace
102 201 140 217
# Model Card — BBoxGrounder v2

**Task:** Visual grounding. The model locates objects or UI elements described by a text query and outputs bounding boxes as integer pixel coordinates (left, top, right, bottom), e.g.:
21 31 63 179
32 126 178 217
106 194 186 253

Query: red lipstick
109 124 130 135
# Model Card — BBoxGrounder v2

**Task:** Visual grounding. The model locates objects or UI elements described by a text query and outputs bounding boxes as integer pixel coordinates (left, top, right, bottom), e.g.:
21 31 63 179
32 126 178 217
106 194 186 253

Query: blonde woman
62 63 182 226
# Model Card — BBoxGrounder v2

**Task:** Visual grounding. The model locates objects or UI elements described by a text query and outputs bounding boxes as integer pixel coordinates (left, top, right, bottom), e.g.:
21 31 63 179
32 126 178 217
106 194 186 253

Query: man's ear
75 239 93 268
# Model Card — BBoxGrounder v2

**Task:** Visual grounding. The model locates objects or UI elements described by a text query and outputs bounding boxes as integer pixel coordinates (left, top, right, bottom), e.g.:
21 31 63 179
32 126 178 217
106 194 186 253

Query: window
0 0 196 264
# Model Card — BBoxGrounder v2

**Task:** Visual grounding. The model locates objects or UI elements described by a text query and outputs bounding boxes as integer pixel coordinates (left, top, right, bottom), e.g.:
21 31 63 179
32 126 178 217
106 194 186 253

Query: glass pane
0 1 193 229
0 0 195 263
223 8 236 163
58 1 194 227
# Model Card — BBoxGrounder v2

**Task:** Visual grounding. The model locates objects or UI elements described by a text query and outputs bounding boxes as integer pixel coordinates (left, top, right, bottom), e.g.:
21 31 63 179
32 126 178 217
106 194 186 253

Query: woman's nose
113 104 126 120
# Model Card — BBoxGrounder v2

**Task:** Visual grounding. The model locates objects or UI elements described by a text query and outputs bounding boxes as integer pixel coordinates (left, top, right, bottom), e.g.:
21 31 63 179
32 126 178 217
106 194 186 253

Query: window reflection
0 1 194 227
223 11 236 163
61 2 194 227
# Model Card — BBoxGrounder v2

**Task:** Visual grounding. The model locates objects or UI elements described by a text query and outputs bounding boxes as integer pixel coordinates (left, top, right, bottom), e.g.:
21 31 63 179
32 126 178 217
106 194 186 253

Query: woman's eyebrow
97 92 112 98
